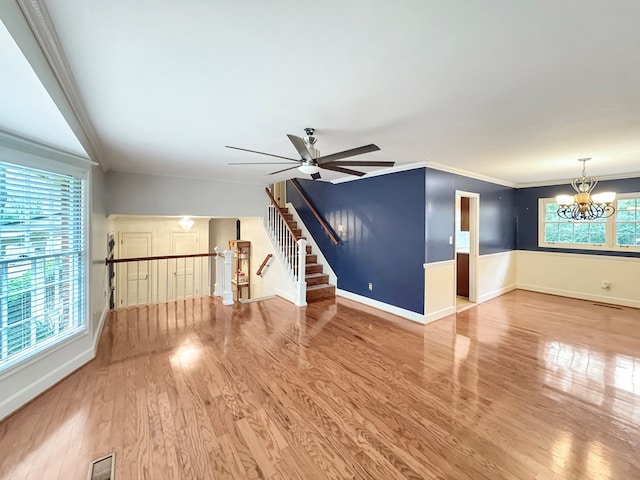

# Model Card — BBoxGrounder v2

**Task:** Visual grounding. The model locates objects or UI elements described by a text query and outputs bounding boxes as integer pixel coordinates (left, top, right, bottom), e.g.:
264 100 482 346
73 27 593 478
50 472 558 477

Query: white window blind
0 160 86 371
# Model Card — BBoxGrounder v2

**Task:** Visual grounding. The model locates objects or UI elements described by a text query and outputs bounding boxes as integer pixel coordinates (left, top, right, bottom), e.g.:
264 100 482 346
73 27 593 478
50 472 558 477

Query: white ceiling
7 1 640 185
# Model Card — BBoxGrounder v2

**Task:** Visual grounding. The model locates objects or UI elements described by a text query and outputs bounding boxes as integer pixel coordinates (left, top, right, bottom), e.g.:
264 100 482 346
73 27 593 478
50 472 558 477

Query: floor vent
592 303 623 310
88 454 114 480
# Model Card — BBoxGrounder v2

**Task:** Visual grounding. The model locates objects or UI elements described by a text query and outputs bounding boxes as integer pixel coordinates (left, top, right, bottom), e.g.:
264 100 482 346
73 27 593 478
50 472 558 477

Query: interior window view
1 2 639 479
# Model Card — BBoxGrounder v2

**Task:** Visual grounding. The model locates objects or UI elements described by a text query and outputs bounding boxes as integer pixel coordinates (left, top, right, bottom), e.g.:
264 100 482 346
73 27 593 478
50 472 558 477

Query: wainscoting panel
517 250 640 309
424 260 456 323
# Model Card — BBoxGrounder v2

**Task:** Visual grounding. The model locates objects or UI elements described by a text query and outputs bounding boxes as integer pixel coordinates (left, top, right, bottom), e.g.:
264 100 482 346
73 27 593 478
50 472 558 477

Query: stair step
306 283 336 302
286 220 297 229
305 272 329 286
306 245 312 254
305 263 323 274
306 254 317 264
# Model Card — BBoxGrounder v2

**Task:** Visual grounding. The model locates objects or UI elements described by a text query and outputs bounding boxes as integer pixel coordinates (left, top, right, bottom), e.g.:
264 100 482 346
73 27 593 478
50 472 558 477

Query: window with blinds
0 160 86 371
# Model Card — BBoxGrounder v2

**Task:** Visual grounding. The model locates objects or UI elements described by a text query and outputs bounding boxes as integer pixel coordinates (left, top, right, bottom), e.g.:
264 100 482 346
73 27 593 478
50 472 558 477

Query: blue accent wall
287 169 426 314
425 168 517 263
516 177 640 258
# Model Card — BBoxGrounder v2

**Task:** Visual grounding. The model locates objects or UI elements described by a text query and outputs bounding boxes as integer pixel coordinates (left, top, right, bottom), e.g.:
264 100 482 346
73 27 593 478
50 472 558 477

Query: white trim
425 162 516 188
0 345 94 421
286 202 337 286
336 289 426 324
93 306 109 353
517 284 640 310
517 171 640 188
0 130 93 166
478 284 517 303
424 259 455 268
330 162 427 184
15 0 105 166
455 191 480 305
425 306 456 324
478 250 517 259
517 249 640 263
274 287 295 304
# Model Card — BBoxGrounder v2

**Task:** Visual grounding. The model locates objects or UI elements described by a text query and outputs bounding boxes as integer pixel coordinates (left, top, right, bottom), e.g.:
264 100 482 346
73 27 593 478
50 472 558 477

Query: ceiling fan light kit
226 127 393 180
555 158 616 221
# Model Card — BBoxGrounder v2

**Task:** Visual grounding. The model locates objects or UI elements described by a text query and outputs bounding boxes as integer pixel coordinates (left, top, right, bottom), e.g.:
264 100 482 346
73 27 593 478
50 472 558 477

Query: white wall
106 171 265 217
517 250 640 309
90 166 109 341
111 216 210 257
238 217 295 301
424 261 456 323
424 250 518 323
477 251 517 303
0 162 108 421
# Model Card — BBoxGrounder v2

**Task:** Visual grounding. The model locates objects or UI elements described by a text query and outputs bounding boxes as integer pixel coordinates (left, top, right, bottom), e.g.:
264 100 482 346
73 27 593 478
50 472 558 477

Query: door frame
454 190 480 307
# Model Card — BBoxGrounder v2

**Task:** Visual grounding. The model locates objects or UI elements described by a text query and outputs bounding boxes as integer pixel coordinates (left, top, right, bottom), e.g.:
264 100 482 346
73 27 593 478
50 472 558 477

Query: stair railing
105 249 234 308
265 187 307 306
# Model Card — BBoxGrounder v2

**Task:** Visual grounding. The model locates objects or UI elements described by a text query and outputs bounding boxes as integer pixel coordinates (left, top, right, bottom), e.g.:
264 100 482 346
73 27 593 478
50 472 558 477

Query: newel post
214 246 223 297
295 238 307 307
223 248 234 305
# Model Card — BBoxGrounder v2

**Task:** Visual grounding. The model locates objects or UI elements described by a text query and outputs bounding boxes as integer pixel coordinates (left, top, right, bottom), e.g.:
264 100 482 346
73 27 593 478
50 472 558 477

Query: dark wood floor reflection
1 290 640 479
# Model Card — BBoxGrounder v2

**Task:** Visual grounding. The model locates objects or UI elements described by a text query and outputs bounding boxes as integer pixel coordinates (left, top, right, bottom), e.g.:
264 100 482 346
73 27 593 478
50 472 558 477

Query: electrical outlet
602 281 611 290
368 282 373 291
448 236 453 245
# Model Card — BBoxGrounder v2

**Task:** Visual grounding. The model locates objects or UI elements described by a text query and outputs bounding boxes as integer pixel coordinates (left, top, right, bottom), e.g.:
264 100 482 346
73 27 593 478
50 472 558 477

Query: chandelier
556 158 616 220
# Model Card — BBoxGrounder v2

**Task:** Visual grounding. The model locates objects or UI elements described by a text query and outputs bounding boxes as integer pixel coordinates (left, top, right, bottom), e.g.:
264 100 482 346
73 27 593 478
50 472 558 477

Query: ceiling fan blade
324 160 395 167
225 145 299 162
316 144 380 164
268 165 300 175
228 162 296 165
320 164 366 177
286 135 314 162
311 172 321 180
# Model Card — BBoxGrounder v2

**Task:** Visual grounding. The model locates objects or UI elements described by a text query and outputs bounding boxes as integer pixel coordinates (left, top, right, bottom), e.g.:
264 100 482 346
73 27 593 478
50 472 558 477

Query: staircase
280 207 335 303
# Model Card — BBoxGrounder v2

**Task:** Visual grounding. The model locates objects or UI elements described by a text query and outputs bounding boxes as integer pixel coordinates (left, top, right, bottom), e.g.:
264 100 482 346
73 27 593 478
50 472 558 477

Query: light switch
448 236 453 245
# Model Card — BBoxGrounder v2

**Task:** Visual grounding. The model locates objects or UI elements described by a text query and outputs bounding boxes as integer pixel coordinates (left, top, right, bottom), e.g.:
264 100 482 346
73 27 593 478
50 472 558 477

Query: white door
171 232 200 298
118 232 152 307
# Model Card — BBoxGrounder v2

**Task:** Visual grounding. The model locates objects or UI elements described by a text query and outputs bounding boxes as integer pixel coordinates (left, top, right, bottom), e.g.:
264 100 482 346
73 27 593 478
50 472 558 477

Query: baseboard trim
478 284 517 304
517 284 640 309
0 347 94 421
93 306 109 354
275 287 295 304
336 289 425 324
425 306 456 324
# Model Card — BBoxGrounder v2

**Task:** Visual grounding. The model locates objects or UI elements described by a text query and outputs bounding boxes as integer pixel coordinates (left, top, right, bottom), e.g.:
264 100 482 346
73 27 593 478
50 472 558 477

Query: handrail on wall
256 253 273 277
288 179 340 246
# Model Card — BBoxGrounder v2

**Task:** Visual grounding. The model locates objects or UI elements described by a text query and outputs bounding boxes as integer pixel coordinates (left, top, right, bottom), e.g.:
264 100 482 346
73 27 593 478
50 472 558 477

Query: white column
223 248 234 306
214 246 223 297
294 238 307 307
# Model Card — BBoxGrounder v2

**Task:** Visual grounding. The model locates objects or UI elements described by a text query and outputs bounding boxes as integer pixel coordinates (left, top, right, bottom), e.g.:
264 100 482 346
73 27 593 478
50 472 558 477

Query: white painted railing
106 250 234 308
265 189 307 306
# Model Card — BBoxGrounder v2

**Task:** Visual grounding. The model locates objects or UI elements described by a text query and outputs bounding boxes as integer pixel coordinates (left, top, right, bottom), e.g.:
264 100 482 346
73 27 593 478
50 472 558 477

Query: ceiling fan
226 128 394 180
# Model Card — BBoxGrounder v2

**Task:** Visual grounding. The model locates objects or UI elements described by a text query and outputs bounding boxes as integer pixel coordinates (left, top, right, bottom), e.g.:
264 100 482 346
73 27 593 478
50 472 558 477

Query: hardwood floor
1 290 639 479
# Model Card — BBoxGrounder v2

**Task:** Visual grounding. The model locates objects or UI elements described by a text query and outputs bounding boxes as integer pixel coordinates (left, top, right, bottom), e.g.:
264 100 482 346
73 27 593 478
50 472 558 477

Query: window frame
538 193 640 252
0 142 91 374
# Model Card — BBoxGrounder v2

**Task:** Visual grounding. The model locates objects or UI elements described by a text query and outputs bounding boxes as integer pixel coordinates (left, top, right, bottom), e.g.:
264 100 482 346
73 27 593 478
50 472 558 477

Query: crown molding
516 171 640 188
0 129 96 167
330 161 427 184
424 162 517 188
16 0 105 169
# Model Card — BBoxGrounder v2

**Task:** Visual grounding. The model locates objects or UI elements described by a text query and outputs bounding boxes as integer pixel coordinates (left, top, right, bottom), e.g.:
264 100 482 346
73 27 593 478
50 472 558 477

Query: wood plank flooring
1 290 640 479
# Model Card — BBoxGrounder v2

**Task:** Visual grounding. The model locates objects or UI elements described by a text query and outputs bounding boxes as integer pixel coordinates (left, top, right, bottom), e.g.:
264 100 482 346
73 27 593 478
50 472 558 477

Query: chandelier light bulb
555 159 616 221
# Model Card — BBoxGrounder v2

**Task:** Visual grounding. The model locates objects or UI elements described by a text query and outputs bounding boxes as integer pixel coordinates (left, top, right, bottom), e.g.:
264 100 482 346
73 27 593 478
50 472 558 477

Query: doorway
117 232 153 307
454 191 479 311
